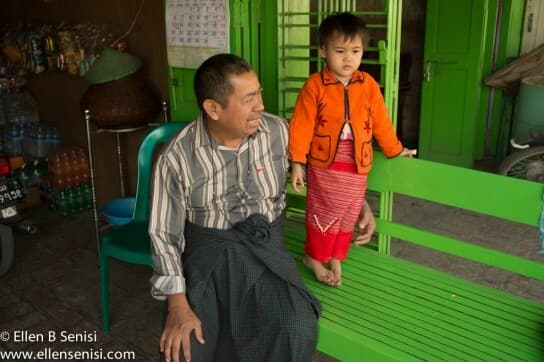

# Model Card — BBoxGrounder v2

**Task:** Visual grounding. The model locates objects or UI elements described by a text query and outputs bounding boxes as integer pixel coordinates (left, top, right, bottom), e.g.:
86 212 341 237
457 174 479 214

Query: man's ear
203 99 221 121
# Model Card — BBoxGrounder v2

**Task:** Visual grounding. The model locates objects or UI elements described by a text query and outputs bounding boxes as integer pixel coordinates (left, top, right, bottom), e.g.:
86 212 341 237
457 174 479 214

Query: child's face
319 32 364 84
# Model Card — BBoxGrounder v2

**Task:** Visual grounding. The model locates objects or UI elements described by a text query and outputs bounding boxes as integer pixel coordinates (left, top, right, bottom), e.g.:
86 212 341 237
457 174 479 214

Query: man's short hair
194 53 253 113
318 12 369 48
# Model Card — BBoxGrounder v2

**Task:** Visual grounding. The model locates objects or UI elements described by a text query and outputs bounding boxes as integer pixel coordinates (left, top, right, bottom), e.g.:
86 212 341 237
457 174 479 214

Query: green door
418 0 490 167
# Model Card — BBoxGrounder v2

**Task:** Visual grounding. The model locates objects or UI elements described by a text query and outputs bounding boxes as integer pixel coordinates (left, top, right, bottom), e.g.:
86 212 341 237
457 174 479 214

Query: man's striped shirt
149 112 289 299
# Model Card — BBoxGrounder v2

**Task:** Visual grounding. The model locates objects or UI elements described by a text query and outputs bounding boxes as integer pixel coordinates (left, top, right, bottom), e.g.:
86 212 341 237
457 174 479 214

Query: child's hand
398 147 417 158
291 162 305 193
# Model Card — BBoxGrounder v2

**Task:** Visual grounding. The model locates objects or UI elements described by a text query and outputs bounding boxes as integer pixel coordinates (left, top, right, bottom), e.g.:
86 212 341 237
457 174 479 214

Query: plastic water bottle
5 124 24 156
2 77 39 126
36 125 47 158
0 79 6 126
3 127 11 156
47 127 62 155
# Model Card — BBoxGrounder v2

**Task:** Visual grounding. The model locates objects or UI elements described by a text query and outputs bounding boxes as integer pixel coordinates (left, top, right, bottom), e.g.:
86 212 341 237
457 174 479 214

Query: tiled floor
1 193 542 361
1 207 164 361
0 207 338 361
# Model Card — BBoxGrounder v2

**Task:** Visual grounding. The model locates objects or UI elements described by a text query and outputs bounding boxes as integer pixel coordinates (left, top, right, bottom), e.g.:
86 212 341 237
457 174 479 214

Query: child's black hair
318 12 369 48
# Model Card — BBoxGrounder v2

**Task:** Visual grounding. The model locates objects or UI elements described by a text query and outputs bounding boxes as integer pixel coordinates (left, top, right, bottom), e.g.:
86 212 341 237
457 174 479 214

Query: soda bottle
48 150 56 185
70 148 81 186
33 158 48 191
56 191 69 216
66 187 75 215
21 162 35 188
77 148 89 185
73 186 84 213
52 153 65 191
81 185 91 210
60 150 72 189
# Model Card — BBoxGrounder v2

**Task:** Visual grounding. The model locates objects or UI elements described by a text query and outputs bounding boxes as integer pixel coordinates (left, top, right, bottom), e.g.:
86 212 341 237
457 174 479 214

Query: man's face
214 70 264 140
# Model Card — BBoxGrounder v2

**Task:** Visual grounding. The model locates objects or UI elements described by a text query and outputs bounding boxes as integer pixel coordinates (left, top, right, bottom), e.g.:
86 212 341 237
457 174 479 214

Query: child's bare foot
329 258 342 286
302 254 335 285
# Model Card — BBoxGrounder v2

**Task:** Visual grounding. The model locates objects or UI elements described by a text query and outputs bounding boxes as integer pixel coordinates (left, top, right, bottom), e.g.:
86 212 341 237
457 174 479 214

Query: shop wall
1 0 169 208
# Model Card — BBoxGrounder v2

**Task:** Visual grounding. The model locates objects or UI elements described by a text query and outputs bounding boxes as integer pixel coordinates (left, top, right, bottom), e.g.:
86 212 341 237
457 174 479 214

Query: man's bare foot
302 254 335 285
329 258 342 286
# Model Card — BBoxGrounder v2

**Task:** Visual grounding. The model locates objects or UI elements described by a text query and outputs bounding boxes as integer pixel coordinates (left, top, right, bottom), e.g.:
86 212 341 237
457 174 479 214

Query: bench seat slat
311 288 534 361
316 319 422 362
312 288 476 361
287 246 543 361
337 260 543 359
347 241 544 321
287 232 543 335
286 219 544 317
304 275 519 361
296 262 542 361
316 297 478 361
284 222 544 361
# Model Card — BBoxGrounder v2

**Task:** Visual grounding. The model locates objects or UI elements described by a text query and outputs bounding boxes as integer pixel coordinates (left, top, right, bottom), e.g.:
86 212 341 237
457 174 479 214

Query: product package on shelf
1 22 113 78
48 146 91 216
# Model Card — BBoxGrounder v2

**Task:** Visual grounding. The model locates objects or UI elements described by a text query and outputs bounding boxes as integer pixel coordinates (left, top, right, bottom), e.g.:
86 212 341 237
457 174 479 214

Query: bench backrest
368 152 544 281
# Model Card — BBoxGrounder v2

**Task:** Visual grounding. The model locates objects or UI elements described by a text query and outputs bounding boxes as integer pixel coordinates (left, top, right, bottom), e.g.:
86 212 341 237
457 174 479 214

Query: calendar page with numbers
166 0 230 68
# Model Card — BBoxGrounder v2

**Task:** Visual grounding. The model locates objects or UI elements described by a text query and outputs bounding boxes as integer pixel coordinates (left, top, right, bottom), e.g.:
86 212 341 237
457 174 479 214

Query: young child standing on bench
289 12 416 286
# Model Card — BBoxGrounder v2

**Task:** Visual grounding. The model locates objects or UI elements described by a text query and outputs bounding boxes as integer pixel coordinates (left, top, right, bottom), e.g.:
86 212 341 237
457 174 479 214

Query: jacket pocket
309 135 331 162
361 141 373 167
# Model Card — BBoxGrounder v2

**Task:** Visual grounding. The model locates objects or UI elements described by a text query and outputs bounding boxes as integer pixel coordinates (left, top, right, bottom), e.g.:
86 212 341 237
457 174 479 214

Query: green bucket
513 75 544 138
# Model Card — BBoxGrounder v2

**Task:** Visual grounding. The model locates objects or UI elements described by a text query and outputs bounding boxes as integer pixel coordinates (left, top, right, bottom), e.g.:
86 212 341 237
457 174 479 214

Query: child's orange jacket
288 67 403 174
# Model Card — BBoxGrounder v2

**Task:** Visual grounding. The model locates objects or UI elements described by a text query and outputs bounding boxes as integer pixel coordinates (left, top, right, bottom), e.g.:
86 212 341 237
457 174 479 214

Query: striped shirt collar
194 113 271 149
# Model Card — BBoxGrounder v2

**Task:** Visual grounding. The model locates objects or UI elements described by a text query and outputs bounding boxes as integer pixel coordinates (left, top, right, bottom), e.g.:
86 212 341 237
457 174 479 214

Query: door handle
424 60 457 82
424 61 432 82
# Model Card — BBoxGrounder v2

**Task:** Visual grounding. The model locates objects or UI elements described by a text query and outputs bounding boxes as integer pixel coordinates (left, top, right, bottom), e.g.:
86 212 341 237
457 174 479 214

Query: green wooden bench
284 152 544 361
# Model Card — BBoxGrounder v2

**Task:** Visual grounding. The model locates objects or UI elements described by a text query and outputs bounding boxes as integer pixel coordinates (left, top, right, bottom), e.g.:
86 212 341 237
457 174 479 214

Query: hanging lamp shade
81 47 160 129
85 47 142 84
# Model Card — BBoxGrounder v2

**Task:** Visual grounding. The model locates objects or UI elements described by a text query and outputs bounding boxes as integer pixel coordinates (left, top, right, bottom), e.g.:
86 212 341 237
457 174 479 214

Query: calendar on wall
166 0 229 68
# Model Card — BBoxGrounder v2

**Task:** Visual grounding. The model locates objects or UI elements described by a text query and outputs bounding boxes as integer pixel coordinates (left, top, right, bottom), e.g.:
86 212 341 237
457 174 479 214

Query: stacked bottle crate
48 146 91 215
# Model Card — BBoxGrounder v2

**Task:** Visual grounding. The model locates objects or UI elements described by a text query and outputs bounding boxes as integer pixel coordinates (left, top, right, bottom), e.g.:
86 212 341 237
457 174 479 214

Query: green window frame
277 0 403 127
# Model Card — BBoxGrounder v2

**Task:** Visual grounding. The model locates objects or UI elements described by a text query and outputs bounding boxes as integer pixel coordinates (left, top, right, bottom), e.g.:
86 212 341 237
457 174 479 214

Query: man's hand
398 147 417 158
160 294 204 362
291 162 305 193
353 200 376 246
